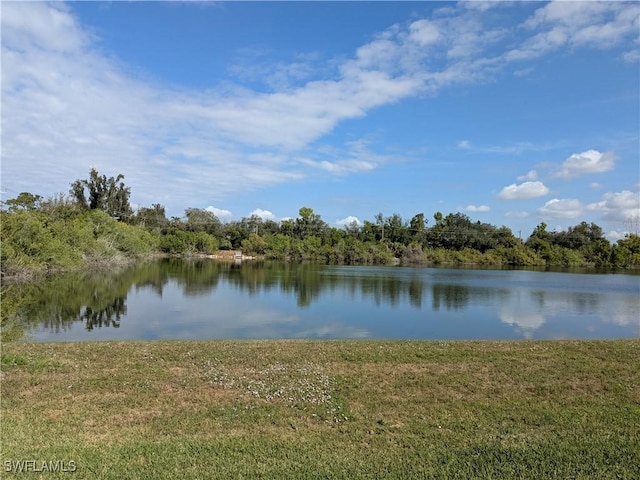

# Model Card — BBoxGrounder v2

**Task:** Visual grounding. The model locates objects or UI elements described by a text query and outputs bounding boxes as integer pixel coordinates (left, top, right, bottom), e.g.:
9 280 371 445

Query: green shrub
191 231 218 254
159 233 188 254
265 234 291 259
158 231 217 254
494 246 544 266
241 233 267 255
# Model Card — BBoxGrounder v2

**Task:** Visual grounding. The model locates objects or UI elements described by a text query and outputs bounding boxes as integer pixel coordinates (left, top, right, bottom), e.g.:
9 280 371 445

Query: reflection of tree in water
7 263 165 334
432 283 470 311
7 260 431 338
157 261 428 311
223 263 325 307
162 258 222 297
359 275 405 307
408 279 423 308
81 295 126 330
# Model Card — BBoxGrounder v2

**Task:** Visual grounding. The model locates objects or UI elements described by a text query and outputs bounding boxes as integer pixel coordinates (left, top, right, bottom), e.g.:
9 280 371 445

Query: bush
241 233 267 255
158 231 218 255
159 233 187 254
401 242 425 264
265 234 291 259
494 246 544 266
191 232 218 254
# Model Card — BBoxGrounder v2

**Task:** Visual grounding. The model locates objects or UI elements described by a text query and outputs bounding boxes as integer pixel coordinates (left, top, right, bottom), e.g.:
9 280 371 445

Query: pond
4 259 639 341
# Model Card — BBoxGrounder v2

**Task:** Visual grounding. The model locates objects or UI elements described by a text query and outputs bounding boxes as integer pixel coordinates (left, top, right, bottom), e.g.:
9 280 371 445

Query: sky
2 1 639 240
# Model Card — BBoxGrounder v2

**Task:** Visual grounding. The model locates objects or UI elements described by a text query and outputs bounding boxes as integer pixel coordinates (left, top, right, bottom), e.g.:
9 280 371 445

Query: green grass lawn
1 340 639 479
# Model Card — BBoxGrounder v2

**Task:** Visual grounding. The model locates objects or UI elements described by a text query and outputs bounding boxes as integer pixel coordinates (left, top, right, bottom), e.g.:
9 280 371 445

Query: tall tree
70 168 133 221
384 213 408 244
295 207 327 239
4 192 42 211
375 212 385 241
135 203 168 231
409 213 427 244
184 208 222 235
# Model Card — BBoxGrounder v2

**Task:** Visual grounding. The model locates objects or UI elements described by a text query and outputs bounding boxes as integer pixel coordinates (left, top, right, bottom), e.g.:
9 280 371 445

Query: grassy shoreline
1 339 639 479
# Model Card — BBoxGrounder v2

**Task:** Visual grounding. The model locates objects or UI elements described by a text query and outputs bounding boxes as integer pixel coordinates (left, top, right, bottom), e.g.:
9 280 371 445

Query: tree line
2 168 639 279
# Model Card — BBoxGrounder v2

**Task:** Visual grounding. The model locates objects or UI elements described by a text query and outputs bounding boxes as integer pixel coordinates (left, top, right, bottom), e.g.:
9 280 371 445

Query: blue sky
2 1 639 240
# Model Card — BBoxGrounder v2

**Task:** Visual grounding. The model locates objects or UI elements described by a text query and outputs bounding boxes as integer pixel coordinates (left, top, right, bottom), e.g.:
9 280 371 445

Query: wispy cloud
456 140 556 156
2 1 637 218
464 205 490 213
506 1 640 62
517 170 538 182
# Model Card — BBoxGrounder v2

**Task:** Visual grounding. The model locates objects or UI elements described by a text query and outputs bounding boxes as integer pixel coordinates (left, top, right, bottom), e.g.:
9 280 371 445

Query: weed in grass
205 361 334 407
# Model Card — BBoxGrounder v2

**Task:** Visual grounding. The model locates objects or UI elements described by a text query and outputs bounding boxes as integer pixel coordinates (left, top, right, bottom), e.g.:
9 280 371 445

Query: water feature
4 258 639 341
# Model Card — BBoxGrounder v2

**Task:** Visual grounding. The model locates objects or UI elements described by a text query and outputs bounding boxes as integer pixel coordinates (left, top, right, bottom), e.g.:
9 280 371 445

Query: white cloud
517 170 538 182
250 209 277 221
606 230 627 242
2 1 637 218
205 206 233 220
498 181 549 200
0 2 89 53
457 140 471 149
505 211 530 218
1 2 423 215
4 0 445 209
538 198 584 219
464 205 490 213
336 216 361 227
556 150 617 178
586 190 640 223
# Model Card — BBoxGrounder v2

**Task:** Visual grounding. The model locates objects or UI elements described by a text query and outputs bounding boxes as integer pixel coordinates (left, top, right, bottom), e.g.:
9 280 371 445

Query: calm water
7 259 640 341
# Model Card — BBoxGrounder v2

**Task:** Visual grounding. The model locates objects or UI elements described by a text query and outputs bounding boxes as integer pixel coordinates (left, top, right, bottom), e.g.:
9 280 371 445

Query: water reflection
3 259 638 341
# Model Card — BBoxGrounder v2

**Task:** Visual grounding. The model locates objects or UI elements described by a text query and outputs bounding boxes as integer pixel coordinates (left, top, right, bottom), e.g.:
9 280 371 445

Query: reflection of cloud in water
499 293 546 339
499 309 546 331
499 307 545 338
534 291 638 327
239 310 299 327
600 302 640 328
154 304 302 340
498 287 640 338
293 323 370 339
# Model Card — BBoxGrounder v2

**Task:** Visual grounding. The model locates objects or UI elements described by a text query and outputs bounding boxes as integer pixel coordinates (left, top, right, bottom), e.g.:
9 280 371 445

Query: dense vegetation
2 168 639 279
